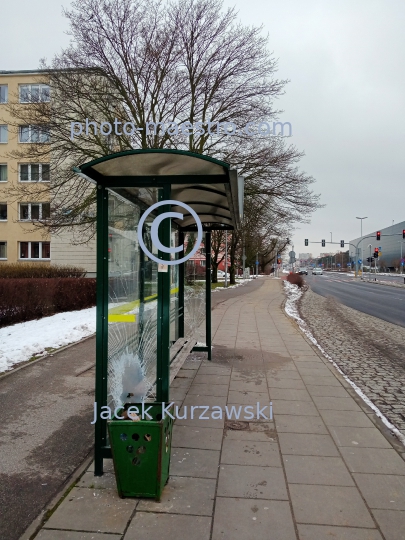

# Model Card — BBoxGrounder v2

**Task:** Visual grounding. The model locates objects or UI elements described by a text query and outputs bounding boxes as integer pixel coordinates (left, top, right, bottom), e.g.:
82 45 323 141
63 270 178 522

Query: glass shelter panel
170 228 180 343
107 190 159 410
184 233 206 346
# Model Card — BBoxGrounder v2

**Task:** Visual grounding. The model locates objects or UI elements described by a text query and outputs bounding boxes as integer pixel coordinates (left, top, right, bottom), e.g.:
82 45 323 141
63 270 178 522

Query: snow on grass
0 307 96 373
283 281 405 448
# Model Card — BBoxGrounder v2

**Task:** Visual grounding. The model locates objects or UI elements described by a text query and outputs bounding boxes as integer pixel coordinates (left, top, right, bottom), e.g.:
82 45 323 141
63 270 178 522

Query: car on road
312 267 323 275
298 267 308 275
217 270 230 279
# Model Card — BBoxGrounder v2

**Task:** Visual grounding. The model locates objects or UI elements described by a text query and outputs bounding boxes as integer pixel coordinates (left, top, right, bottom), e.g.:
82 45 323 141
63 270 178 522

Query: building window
19 202 50 221
0 164 7 182
0 203 7 220
19 125 50 143
19 84 50 103
0 125 8 143
0 242 6 259
19 163 50 182
19 241 50 259
0 85 7 104
200 260 206 267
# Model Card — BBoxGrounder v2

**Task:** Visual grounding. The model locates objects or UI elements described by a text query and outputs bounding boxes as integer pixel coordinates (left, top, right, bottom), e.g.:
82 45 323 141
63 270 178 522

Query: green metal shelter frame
75 149 243 475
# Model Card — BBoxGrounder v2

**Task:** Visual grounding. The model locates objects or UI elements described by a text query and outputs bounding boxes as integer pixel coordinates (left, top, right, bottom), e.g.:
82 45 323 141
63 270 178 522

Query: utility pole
356 216 368 278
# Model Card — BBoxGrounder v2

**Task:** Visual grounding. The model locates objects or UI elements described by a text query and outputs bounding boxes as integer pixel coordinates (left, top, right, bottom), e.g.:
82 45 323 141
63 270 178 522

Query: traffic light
340 240 344 248
321 239 325 247
374 248 379 259
304 239 308 246
376 231 381 241
403 230 405 239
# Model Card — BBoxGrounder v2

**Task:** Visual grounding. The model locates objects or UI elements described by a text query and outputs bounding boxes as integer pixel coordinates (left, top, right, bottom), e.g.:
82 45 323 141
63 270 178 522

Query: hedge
0 263 86 279
0 278 96 328
286 272 304 288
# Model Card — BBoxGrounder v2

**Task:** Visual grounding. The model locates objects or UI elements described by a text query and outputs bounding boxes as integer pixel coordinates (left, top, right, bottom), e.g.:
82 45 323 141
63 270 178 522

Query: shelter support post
206 232 212 360
178 231 185 338
156 184 171 403
95 186 109 476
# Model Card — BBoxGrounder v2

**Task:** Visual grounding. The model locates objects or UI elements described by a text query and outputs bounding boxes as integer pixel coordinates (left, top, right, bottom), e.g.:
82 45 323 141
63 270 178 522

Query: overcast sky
2 0 404 258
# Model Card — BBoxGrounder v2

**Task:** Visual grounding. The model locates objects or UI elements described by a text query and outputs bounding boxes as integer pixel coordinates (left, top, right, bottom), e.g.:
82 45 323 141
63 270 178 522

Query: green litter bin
107 402 174 500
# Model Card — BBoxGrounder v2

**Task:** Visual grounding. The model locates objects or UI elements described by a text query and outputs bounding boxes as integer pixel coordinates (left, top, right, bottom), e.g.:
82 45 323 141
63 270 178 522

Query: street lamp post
368 244 372 281
356 217 368 278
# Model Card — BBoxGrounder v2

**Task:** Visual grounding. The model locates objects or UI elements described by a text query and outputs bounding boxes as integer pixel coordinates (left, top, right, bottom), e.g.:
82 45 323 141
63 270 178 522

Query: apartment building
0 70 51 264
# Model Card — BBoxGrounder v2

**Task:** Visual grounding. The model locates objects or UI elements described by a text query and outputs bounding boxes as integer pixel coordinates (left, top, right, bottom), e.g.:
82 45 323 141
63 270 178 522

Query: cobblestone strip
299 288 405 438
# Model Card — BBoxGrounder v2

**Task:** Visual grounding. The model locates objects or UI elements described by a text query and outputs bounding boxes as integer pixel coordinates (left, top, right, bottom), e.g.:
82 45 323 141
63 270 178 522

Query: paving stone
289 484 375 527
170 448 220 478
124 512 211 540
273 400 319 416
229 379 267 391
175 413 225 429
269 388 312 401
182 394 228 408
77 471 117 490
86 459 114 473
197 366 232 375
231 369 266 380
267 377 306 389
283 455 354 486
353 473 405 510
296 367 335 378
301 375 342 387
137 476 215 516
297 524 383 540
44 487 137 533
192 372 231 385
171 378 193 388
275 414 328 434
212 498 296 540
227 390 270 405
221 438 282 467
224 403 273 422
188 384 229 396
172 425 223 451
372 509 405 540
278 432 340 457
320 410 375 428
267 370 302 380
37 532 122 540
311 396 363 411
329 426 393 448
305 385 350 398
340 447 405 475
224 425 276 442
217 464 288 499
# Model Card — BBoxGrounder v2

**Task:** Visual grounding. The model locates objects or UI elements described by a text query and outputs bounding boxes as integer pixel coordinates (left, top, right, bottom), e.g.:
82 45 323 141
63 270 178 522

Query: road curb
0 333 95 381
19 451 94 540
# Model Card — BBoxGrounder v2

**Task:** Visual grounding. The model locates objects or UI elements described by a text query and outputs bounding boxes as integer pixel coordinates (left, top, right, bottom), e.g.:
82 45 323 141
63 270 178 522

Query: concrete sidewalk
32 278 405 540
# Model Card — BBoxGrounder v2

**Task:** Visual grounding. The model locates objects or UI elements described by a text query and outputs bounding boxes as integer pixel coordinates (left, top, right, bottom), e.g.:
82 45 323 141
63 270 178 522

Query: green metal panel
95 186 109 475
108 403 174 499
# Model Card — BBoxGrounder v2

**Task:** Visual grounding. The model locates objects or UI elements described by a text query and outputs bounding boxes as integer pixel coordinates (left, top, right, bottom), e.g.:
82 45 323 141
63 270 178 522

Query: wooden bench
169 337 197 383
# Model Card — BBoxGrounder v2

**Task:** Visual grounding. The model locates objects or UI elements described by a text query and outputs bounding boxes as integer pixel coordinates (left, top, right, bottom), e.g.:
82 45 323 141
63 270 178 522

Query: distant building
298 253 312 260
0 70 51 264
349 221 405 269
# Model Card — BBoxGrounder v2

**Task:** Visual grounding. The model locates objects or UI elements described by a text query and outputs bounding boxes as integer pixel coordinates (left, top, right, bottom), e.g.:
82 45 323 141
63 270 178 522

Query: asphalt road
0 338 95 540
305 273 405 328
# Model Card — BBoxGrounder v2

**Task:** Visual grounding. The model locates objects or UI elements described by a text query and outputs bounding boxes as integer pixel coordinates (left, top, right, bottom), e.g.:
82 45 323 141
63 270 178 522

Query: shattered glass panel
107 190 159 410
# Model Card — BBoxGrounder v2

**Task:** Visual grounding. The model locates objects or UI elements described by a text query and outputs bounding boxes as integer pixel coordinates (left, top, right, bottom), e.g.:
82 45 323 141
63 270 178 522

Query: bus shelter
75 149 243 475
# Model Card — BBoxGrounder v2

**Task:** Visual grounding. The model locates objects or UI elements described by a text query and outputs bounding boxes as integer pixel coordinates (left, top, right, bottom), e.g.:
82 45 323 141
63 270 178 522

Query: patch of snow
283 281 405 448
0 307 96 373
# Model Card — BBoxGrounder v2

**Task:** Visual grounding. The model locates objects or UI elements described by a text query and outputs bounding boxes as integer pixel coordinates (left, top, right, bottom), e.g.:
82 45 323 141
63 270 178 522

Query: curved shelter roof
75 149 243 230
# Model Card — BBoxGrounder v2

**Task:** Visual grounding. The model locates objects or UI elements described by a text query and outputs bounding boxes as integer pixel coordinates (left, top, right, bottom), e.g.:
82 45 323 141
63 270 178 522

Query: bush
0 263 86 279
0 278 96 328
286 272 304 288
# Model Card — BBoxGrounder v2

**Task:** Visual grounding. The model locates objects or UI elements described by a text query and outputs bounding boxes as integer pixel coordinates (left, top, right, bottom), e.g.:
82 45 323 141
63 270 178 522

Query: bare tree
3 0 320 250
